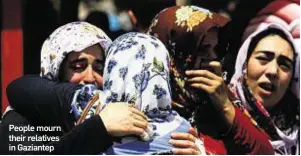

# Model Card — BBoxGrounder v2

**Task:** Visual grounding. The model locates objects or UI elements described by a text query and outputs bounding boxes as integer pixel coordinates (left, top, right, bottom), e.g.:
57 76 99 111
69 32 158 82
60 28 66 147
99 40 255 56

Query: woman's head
101 32 172 118
40 21 112 89
230 23 299 110
147 6 229 107
230 24 300 151
245 28 295 109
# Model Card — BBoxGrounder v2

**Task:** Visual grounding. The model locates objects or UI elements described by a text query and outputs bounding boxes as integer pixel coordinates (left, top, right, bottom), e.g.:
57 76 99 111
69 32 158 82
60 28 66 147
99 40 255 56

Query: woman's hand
169 127 203 155
185 61 235 124
99 103 148 137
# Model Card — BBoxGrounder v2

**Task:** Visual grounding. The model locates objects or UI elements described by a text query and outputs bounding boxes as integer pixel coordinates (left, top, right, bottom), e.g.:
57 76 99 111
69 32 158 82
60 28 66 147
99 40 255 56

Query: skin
180 34 294 154
170 30 227 155
246 35 294 109
60 44 148 137
61 44 105 89
61 45 201 153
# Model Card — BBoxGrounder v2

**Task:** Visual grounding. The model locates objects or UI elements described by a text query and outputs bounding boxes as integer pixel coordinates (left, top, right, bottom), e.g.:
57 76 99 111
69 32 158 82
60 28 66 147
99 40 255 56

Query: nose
83 65 96 84
209 50 217 60
265 60 278 80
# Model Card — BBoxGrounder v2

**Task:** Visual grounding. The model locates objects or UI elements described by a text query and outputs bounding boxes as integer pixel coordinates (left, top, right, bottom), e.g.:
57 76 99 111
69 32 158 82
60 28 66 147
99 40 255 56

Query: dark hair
247 28 298 133
246 28 295 63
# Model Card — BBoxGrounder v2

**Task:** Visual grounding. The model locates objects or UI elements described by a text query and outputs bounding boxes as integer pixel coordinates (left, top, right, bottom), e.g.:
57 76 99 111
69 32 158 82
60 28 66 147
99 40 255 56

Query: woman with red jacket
147 5 274 154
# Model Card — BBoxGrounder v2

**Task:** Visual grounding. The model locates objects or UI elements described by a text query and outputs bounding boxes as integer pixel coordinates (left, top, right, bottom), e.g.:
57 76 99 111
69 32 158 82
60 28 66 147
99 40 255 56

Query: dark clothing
0 111 112 154
6 75 81 135
1 75 113 154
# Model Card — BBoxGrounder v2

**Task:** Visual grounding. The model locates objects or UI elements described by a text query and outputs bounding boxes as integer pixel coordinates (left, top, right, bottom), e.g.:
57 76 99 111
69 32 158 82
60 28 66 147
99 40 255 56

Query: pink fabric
257 0 299 23
242 0 300 41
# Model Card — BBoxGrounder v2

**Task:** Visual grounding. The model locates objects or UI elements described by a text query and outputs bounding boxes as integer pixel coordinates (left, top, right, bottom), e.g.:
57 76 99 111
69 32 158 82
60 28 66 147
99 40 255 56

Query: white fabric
40 21 112 80
100 32 194 154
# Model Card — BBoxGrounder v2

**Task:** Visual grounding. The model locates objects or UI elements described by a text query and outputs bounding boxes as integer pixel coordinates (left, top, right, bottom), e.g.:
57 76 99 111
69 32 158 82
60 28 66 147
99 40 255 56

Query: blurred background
0 0 286 114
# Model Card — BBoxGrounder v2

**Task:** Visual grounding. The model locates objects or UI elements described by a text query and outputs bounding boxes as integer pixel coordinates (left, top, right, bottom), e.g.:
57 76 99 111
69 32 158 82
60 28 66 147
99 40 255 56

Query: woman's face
62 44 105 89
246 35 294 109
193 29 218 69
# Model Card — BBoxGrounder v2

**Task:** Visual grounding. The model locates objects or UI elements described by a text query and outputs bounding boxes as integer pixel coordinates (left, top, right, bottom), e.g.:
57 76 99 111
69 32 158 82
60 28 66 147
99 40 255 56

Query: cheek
68 73 85 84
94 74 104 88
246 61 262 80
279 72 293 90
245 60 264 91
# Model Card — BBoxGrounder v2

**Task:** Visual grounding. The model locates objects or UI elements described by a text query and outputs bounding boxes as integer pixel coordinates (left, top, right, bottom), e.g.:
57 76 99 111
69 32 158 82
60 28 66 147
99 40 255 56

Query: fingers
130 107 147 120
133 119 148 130
209 61 222 77
190 83 211 92
169 139 198 149
171 148 200 155
171 132 196 142
186 70 217 80
188 127 198 138
187 76 212 86
128 127 145 136
169 128 202 155
185 61 222 78
132 113 147 123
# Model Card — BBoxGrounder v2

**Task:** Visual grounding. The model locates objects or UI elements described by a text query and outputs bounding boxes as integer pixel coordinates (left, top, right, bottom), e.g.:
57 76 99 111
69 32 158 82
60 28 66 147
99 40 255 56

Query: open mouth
258 82 276 93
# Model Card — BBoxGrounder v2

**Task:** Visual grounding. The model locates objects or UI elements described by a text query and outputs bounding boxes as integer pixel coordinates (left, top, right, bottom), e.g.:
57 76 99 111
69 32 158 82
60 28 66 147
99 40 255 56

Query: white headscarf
40 21 112 81
230 23 300 155
100 32 195 154
102 32 173 122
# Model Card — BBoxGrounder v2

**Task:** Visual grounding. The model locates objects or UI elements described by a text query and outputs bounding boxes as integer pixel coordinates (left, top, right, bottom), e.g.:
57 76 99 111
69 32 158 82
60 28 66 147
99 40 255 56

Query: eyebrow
94 59 105 64
255 50 294 65
69 58 87 64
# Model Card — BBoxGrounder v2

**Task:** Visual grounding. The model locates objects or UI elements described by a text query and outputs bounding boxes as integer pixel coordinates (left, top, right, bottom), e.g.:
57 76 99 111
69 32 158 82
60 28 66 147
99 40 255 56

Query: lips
258 82 276 93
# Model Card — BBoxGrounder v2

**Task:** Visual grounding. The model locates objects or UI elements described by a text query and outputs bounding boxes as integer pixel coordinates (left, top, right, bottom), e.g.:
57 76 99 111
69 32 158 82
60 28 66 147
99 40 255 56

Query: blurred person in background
114 0 175 33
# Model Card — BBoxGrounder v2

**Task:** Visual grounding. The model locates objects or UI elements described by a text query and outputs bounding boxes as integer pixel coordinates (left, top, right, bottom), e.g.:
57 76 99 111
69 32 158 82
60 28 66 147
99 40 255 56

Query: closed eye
69 58 88 72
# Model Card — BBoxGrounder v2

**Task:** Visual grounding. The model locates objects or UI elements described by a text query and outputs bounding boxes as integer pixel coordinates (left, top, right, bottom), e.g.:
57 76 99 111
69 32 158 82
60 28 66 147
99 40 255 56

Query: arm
222 107 274 154
6 75 83 133
0 110 113 154
185 61 274 154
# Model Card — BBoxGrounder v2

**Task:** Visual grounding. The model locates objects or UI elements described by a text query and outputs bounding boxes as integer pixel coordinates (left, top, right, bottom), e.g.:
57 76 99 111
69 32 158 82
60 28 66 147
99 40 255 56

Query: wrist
99 112 111 135
220 100 235 125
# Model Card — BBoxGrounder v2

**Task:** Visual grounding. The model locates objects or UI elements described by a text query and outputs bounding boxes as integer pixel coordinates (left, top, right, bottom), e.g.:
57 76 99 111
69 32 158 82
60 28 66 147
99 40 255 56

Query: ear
243 63 248 80
128 10 138 28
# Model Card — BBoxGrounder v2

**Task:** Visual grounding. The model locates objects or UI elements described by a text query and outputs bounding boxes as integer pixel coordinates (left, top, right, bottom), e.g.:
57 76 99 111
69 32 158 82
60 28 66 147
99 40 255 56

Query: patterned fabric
40 21 112 81
102 32 173 122
100 32 192 154
147 6 230 112
229 23 300 155
71 84 101 122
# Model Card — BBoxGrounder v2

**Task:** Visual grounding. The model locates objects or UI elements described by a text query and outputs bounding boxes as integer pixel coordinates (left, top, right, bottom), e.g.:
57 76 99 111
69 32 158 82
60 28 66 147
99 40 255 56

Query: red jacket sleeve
200 107 274 155
222 107 274 154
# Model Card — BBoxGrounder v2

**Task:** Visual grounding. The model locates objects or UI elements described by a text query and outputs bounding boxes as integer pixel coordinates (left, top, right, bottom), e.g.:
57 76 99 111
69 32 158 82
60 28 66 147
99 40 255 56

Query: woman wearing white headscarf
3 21 148 154
95 32 204 154
229 23 299 155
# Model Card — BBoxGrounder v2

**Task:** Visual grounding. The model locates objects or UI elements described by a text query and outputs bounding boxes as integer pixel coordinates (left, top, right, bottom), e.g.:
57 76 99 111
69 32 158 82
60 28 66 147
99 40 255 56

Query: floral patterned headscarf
102 32 173 121
40 21 112 81
100 32 193 154
147 6 229 110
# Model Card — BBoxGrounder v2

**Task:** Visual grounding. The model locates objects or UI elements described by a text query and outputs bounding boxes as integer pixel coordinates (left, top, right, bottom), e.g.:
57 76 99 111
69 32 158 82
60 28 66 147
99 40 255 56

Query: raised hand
186 61 235 125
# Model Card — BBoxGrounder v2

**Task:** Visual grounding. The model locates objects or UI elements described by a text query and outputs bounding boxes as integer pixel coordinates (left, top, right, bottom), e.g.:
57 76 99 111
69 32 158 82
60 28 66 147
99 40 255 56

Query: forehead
67 44 104 61
255 35 294 60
